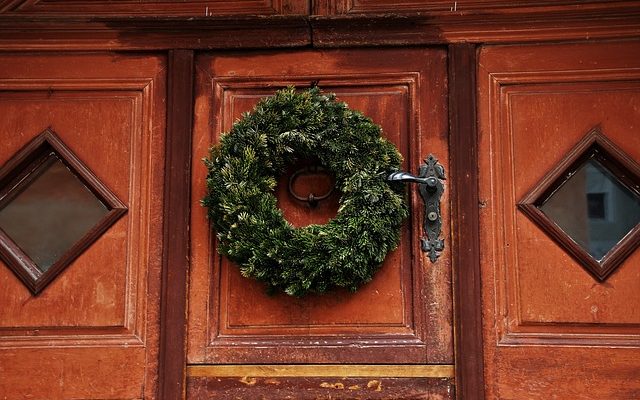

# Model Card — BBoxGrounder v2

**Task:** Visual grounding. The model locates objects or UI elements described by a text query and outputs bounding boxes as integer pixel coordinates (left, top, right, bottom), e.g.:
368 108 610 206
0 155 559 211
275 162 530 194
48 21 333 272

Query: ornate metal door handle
388 154 445 262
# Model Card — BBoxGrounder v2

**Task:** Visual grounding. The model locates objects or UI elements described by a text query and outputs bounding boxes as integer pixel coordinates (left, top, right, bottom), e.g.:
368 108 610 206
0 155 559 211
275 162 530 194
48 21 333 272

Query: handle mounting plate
388 154 446 262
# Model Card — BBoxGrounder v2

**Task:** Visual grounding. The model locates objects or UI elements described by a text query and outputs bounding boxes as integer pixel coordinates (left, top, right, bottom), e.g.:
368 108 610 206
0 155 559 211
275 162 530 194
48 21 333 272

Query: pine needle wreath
203 86 408 296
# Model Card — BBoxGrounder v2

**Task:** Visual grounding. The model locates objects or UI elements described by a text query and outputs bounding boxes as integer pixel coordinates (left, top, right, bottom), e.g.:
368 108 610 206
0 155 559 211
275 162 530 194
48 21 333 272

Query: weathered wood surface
478 40 640 399
1 3 640 50
0 53 166 399
188 376 454 400
189 48 453 365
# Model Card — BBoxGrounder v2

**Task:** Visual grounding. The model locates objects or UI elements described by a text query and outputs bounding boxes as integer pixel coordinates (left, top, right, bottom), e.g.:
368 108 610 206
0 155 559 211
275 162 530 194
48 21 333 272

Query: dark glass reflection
539 159 640 261
0 156 109 272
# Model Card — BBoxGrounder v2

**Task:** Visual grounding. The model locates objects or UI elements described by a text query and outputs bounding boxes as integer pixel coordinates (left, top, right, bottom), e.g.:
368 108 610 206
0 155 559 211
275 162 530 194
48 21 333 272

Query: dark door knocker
288 165 335 208
388 154 445 262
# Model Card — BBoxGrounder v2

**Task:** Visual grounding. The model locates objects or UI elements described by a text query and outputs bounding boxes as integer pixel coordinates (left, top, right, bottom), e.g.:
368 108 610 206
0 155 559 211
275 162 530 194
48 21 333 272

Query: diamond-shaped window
518 127 640 282
0 129 126 294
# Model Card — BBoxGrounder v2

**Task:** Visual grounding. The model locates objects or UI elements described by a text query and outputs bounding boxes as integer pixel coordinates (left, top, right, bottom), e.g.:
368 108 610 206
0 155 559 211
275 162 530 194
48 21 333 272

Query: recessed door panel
479 41 640 399
0 53 165 399
217 85 410 337
189 49 452 367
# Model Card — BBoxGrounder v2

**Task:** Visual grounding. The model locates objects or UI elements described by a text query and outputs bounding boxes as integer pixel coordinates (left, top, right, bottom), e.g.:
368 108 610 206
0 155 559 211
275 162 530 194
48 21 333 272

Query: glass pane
0 156 109 272
539 159 640 261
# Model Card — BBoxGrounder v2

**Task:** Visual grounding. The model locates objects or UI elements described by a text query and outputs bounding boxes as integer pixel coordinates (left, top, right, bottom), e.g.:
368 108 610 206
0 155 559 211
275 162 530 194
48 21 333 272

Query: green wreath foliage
203 86 408 296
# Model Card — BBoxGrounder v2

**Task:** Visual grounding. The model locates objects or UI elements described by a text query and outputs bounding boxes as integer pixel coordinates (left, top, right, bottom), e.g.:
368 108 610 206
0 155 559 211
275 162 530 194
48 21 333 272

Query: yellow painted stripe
187 364 454 378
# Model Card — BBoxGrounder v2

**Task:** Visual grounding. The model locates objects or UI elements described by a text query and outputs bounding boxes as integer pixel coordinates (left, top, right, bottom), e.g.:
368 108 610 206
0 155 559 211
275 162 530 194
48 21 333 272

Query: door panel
188 48 451 368
217 85 410 338
0 53 166 399
479 41 640 398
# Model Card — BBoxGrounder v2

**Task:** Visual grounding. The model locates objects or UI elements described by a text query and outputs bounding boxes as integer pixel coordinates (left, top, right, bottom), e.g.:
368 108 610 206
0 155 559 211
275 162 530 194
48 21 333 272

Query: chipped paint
367 380 383 392
320 382 345 390
239 376 257 386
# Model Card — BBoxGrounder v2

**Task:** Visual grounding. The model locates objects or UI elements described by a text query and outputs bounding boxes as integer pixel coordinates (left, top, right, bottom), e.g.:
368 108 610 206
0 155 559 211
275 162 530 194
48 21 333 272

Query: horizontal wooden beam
187 364 455 378
1 6 639 50
0 16 311 51
310 8 640 46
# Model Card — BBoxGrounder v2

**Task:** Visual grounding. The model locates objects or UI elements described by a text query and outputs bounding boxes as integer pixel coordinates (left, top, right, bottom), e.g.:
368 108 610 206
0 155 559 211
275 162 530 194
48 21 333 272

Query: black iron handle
388 154 445 262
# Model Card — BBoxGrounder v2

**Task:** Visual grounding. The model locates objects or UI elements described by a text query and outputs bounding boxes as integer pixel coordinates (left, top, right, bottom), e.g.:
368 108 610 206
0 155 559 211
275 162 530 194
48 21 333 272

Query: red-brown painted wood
1 5 640 51
158 49 194 400
478 40 640 399
0 128 127 294
187 376 454 399
0 5 635 400
449 43 485 400
0 0 308 16
314 0 637 14
0 53 166 399
0 16 311 51
517 127 640 282
310 7 640 47
189 48 452 367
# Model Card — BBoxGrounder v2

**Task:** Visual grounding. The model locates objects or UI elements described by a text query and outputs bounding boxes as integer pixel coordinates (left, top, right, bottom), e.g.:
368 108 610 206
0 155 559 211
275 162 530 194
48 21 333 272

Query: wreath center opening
277 159 339 227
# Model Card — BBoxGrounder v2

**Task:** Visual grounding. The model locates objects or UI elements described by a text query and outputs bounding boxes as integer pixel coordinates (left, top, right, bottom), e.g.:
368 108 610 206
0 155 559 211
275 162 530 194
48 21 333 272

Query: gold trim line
187 364 454 378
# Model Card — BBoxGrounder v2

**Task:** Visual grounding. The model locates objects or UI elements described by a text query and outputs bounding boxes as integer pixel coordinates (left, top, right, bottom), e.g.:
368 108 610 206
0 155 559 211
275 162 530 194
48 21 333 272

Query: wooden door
479 40 640 398
0 53 166 399
187 48 455 398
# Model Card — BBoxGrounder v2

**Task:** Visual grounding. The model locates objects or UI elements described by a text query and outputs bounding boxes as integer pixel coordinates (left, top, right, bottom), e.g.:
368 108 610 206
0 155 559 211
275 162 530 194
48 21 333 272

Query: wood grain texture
1 4 640 51
315 0 636 14
517 127 640 282
158 50 194 400
310 5 640 46
189 48 452 365
448 43 485 400
478 40 640 399
216 84 410 334
0 86 142 343
0 348 150 399
187 376 454 400
0 0 308 16
0 16 311 51
0 53 166 399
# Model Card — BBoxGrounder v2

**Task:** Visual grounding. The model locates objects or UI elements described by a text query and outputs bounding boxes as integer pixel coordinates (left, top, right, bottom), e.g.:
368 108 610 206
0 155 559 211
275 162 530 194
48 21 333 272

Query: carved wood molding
311 9 640 46
0 0 308 16
518 127 640 282
188 48 453 365
315 0 640 15
0 129 127 295
200 75 431 364
449 43 485 400
479 41 640 348
0 56 165 350
0 5 639 50
0 16 311 50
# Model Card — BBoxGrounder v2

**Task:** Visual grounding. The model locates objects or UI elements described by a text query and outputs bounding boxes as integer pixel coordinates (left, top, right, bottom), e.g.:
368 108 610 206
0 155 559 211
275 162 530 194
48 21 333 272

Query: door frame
2 9 635 399
158 49 195 400
156 44 485 399
448 44 485 400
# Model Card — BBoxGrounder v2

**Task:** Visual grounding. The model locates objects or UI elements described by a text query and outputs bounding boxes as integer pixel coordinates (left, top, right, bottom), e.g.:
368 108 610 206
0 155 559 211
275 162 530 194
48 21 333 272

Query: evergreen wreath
203 86 408 296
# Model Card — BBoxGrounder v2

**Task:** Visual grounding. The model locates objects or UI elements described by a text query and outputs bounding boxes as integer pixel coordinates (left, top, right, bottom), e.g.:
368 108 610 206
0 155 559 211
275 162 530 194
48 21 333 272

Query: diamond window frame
0 129 127 295
518 127 640 282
